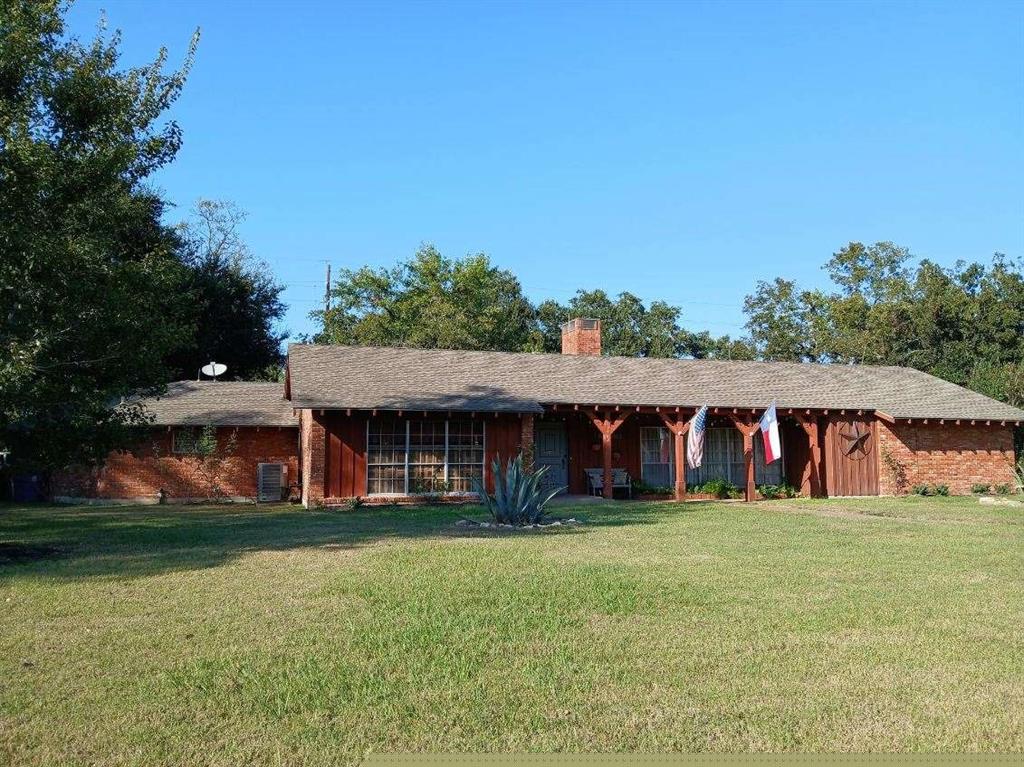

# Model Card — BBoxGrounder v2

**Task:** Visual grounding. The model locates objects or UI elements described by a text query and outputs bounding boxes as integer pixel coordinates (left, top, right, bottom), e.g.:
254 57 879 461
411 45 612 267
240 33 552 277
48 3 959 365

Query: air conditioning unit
257 463 287 502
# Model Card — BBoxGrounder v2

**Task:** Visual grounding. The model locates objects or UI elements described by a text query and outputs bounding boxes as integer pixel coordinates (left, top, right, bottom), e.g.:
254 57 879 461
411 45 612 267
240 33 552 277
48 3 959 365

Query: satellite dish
200 362 227 380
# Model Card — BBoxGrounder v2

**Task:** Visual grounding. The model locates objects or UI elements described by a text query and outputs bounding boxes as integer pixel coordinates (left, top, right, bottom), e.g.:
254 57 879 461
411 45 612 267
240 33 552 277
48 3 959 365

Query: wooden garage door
824 416 879 496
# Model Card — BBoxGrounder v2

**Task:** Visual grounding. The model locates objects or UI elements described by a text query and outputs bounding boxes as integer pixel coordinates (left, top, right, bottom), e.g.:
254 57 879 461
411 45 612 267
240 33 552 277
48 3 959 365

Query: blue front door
535 422 568 494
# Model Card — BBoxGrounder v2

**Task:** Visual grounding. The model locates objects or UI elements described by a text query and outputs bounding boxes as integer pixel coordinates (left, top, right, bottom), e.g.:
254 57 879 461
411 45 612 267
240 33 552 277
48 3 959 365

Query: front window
408 420 446 494
447 420 485 493
641 427 675 487
367 418 485 495
639 426 785 488
367 420 407 494
685 427 784 486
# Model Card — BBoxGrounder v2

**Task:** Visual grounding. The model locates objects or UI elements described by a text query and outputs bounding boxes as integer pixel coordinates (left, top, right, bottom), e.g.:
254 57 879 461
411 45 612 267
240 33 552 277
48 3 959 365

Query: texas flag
759 402 782 464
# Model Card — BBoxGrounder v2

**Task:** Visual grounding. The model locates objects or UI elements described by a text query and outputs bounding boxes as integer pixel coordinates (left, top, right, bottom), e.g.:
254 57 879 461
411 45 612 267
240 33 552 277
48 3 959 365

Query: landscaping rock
456 517 579 530
979 496 1023 507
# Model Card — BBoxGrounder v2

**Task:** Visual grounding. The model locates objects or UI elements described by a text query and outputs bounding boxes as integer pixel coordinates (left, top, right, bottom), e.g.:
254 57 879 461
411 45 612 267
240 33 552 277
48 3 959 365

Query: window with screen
640 427 674 487
447 420 485 493
684 427 783 486
366 418 485 495
408 420 446 494
367 420 407 495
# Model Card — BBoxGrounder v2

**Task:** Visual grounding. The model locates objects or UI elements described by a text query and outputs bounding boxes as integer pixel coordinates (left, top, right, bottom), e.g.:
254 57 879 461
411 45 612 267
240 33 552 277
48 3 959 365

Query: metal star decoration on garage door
839 423 872 460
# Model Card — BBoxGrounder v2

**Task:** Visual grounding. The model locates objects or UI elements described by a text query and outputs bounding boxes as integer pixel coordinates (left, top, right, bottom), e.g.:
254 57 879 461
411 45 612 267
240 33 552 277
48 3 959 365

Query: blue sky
67 1 1023 343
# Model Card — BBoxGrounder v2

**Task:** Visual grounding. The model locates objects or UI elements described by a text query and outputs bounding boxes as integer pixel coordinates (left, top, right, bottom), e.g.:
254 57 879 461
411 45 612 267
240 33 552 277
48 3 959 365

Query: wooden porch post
728 415 759 502
743 430 755 502
601 431 613 499
585 410 630 499
660 414 690 501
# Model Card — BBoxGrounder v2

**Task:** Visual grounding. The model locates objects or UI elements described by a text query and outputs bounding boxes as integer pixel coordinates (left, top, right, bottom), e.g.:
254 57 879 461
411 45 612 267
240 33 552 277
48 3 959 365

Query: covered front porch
530 404 840 501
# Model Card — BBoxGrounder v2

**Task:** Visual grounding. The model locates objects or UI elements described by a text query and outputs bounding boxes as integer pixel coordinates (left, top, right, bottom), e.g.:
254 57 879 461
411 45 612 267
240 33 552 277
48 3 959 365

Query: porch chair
585 467 632 498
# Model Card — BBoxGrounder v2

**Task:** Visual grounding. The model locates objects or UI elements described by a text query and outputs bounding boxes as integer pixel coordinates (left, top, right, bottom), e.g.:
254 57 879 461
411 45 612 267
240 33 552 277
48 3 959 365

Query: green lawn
1 497 1022 764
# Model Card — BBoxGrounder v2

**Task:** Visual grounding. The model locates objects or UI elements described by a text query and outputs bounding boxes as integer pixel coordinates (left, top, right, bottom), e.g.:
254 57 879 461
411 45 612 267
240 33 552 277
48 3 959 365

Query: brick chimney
560 318 602 356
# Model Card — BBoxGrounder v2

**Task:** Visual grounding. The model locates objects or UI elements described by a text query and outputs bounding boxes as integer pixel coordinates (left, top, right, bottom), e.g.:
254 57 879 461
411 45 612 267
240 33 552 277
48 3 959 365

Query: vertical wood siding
483 416 525 492
823 415 879 496
324 412 368 498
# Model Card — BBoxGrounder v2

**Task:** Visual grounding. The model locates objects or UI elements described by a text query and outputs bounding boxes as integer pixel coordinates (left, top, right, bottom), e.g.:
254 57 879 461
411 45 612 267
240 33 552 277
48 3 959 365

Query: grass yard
1 496 1022 765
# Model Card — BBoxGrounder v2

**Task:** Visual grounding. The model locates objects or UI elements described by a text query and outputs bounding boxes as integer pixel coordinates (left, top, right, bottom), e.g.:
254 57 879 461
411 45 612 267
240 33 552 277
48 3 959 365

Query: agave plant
472 453 565 526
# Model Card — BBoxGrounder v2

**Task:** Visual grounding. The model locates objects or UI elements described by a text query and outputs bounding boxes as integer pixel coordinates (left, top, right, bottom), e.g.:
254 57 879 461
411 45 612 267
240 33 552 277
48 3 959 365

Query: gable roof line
134 380 299 427
285 343 1024 422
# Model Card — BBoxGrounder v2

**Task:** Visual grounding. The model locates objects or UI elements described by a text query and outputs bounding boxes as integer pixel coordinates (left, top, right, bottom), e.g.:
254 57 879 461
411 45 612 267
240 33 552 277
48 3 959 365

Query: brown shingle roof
138 381 297 427
286 344 1024 422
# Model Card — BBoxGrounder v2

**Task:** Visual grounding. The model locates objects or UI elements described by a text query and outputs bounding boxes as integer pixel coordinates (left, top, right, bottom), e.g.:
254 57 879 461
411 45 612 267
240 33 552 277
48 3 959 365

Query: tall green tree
313 245 539 352
0 1 198 471
166 199 287 381
742 241 1024 409
742 278 826 362
536 290 691 357
537 289 752 359
683 330 758 361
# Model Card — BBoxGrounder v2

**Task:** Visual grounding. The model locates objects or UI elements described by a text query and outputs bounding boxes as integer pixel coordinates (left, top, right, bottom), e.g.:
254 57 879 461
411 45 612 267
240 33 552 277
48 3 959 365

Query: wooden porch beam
584 410 632 499
874 410 896 424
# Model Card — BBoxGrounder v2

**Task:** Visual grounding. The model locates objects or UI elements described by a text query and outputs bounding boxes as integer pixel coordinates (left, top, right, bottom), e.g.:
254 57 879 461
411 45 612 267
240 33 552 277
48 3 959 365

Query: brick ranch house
55 319 1023 505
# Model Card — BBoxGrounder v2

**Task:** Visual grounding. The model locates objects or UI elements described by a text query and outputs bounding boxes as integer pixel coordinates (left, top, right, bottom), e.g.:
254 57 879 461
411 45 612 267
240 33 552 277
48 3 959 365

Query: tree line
312 245 755 361
314 243 1024 410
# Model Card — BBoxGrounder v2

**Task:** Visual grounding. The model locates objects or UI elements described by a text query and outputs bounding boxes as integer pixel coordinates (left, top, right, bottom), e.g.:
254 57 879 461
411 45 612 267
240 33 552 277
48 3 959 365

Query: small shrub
410 477 453 503
697 477 737 499
758 483 799 500
971 483 991 495
911 484 931 496
633 480 672 496
932 483 950 497
994 483 1012 495
329 496 362 512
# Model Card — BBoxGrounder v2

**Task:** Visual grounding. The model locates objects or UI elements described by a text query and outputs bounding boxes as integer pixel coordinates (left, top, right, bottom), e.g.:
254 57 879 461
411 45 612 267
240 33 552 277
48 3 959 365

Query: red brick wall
877 421 1015 495
51 427 299 502
300 409 327 507
521 415 535 473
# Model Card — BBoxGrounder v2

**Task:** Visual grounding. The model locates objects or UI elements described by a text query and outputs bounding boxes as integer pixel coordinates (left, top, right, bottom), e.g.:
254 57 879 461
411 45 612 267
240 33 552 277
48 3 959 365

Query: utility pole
323 261 332 314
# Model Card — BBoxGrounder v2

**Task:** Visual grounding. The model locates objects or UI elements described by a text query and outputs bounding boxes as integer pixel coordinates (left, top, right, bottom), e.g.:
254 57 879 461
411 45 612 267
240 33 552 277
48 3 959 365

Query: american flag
686 405 709 469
